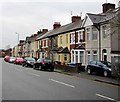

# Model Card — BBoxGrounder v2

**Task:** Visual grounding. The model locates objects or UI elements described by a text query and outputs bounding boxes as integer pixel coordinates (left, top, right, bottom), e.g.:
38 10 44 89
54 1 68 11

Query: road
1 58 119 101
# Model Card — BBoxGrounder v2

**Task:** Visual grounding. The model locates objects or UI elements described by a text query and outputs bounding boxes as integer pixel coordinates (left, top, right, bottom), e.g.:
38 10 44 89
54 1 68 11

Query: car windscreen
102 61 111 68
10 57 15 59
17 58 23 60
44 59 52 63
27 58 35 61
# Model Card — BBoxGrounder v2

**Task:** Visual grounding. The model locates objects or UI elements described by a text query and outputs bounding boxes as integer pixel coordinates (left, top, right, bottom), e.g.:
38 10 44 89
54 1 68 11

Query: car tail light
42 61 45 65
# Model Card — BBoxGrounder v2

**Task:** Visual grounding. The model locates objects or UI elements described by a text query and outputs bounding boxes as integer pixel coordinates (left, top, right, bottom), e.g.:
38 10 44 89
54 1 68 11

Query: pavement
54 69 120 86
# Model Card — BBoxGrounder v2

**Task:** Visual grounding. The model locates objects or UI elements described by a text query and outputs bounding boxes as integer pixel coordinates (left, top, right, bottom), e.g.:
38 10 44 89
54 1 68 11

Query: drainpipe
75 31 77 48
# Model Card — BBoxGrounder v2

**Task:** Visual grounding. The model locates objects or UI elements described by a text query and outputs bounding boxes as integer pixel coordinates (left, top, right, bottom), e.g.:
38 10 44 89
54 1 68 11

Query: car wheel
87 69 92 74
103 71 108 77
39 66 42 70
22 64 24 67
33 65 36 69
50 68 54 72
25 64 27 67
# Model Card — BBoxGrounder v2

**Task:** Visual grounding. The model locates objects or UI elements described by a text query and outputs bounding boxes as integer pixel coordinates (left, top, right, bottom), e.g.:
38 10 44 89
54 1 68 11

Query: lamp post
15 32 19 57
16 32 19 44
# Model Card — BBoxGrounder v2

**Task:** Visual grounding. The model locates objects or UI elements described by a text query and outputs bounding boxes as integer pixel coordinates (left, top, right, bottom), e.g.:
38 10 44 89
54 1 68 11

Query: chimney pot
53 22 61 29
42 29 48 33
72 16 81 23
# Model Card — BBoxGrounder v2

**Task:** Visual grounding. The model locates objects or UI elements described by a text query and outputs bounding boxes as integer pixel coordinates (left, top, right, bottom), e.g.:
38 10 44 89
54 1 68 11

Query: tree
109 7 120 78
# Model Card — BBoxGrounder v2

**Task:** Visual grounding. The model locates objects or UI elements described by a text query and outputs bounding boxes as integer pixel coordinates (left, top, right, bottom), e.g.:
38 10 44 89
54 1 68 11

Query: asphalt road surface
1 58 119 101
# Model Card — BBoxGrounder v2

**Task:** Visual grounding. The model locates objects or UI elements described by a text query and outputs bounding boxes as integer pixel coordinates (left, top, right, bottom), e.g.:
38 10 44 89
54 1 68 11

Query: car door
96 61 104 74
36 59 41 67
90 61 97 72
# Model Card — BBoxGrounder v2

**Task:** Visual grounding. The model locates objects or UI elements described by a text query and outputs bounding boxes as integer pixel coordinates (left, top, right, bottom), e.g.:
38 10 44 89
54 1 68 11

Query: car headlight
108 68 111 71
27 61 30 63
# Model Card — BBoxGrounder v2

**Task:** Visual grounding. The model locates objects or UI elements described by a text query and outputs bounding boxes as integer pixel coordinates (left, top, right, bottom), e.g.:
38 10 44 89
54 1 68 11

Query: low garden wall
54 64 85 73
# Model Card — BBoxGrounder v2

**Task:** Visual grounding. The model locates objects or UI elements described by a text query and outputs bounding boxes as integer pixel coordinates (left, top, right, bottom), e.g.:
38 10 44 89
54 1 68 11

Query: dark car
22 57 36 68
33 58 54 72
86 61 111 77
67 63 77 67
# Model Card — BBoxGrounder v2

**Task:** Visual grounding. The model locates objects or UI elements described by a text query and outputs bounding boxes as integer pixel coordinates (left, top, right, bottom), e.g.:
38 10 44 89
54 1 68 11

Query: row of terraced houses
12 3 120 68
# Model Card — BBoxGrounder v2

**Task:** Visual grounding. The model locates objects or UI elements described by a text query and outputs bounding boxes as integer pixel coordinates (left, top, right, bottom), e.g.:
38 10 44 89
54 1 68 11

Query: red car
4 56 10 62
14 57 24 65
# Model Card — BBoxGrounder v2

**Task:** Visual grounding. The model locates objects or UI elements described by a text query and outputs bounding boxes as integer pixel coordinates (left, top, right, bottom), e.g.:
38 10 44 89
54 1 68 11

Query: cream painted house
30 40 37 58
57 32 71 64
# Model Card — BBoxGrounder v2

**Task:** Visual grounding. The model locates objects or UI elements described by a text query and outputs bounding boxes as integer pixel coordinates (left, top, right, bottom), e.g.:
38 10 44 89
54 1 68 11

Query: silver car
9 57 16 63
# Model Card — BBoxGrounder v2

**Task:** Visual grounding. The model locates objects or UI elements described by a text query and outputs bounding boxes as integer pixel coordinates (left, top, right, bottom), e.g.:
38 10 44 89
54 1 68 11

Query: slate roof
86 7 120 24
99 7 120 23
87 13 105 24
37 19 83 40
57 47 70 53
74 43 85 50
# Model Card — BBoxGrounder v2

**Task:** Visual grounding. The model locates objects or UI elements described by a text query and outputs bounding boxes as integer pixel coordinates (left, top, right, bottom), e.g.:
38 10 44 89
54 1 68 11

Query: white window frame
87 51 91 64
60 36 62 45
79 51 84 64
93 50 97 61
71 49 85 64
78 31 83 43
75 51 78 63
102 25 107 38
86 28 90 40
92 28 98 40
42 38 48 48
71 32 75 44
71 49 74 63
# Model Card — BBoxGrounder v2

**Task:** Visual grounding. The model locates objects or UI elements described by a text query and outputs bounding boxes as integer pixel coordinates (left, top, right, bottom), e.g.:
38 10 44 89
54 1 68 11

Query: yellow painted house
57 32 71 64
55 16 83 64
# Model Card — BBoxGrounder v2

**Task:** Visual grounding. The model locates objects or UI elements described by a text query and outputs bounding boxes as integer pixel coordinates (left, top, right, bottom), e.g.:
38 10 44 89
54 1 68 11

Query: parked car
67 63 77 67
33 58 54 72
4 56 10 62
14 57 24 65
22 57 36 68
67 63 85 72
86 61 111 77
9 57 16 63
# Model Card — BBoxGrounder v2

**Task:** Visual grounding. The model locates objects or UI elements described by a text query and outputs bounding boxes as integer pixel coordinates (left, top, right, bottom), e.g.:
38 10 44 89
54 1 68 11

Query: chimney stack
53 22 61 29
42 29 48 34
102 3 115 13
71 16 81 23
19 40 24 44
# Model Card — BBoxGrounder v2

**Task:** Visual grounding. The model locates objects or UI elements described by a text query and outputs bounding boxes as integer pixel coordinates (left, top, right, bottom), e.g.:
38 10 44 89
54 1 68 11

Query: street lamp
16 32 19 44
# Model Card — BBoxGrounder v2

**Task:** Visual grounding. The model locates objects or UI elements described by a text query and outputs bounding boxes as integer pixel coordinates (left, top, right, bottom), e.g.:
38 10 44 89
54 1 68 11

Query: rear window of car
37 59 44 62
89 61 96 65
44 59 52 63
17 58 23 60
25 58 35 61
10 57 15 59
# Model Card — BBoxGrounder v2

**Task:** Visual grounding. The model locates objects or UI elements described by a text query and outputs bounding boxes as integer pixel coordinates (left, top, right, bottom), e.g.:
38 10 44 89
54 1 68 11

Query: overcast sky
0 0 119 49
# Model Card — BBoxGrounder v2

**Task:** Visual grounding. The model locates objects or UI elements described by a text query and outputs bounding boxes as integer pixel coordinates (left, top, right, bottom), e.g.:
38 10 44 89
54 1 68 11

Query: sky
0 0 119 49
